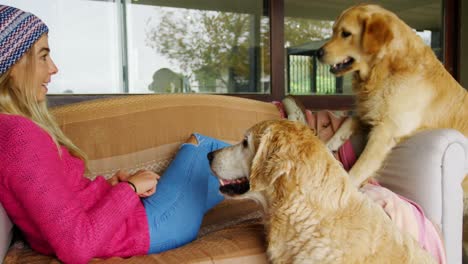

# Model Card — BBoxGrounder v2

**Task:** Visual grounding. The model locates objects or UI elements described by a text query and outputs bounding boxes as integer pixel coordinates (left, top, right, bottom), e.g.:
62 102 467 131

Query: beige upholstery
0 205 13 263
52 94 281 178
378 129 467 264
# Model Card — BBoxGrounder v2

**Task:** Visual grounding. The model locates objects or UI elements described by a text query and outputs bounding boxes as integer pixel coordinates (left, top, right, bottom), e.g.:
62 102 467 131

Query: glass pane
284 0 443 95
0 0 124 94
127 0 270 94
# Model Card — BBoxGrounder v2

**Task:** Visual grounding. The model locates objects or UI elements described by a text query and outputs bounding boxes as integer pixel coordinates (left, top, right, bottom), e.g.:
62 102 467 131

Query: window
1 0 270 95
284 0 443 96
1 0 124 94
126 1 270 94
1 0 453 109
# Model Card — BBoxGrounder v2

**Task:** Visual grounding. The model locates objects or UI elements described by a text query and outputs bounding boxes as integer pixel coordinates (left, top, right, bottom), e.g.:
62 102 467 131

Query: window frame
48 0 460 109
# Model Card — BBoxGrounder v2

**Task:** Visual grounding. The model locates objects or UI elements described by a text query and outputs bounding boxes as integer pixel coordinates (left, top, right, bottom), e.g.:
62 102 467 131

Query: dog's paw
326 118 355 151
326 136 345 151
282 96 307 124
326 132 352 151
287 113 306 123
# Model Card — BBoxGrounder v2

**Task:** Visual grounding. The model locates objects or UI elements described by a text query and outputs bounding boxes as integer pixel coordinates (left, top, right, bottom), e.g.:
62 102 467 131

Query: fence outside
287 49 343 95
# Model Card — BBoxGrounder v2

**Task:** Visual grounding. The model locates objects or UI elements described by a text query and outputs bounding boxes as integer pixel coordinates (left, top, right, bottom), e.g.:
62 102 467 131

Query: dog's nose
317 47 325 59
207 151 214 164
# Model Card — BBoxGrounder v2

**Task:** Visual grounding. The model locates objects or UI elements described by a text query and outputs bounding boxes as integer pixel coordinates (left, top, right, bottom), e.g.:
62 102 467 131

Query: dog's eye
242 138 248 148
341 31 351 38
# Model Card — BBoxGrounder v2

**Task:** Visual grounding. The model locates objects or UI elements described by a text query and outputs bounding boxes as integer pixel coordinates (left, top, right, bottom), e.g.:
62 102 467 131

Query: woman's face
11 34 58 102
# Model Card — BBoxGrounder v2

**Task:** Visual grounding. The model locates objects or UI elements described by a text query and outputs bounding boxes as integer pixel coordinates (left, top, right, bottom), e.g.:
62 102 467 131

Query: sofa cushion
5 222 267 264
4 199 267 264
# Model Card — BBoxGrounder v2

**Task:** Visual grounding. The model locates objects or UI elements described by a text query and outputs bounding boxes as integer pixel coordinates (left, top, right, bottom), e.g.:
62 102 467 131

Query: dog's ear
249 127 291 191
362 14 393 54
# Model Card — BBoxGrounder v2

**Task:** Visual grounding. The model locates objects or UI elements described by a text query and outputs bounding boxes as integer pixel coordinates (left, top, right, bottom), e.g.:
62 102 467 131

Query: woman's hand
107 170 131 186
127 170 160 198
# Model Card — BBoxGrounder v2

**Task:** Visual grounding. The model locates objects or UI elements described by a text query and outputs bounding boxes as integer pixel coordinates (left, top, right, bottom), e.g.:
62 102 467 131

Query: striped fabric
0 5 48 74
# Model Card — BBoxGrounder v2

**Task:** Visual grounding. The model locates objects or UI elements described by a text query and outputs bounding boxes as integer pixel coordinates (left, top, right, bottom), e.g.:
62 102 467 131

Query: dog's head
318 4 396 77
209 120 337 203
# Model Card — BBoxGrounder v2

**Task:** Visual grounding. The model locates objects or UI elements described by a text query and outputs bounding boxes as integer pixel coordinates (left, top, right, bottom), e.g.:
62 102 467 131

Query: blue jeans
142 133 229 254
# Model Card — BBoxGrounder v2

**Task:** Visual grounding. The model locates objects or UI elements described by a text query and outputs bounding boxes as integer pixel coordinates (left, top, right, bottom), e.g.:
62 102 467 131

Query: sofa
1 94 467 263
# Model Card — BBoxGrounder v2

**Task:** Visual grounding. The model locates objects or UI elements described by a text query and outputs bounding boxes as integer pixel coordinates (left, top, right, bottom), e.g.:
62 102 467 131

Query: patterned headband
0 5 49 75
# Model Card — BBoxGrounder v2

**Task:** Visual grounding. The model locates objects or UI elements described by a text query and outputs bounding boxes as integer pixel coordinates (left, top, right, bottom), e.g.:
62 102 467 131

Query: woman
0 5 228 263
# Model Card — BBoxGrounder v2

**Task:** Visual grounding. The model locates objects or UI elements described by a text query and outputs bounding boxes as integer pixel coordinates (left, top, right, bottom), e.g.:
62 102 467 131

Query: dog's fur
209 120 436 264
319 4 467 188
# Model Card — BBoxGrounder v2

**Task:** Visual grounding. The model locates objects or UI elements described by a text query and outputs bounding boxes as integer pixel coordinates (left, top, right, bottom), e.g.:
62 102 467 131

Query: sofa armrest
377 129 467 264
0 203 13 262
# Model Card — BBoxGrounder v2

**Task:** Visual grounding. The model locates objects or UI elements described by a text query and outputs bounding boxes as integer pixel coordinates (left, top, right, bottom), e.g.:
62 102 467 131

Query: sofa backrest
51 94 281 179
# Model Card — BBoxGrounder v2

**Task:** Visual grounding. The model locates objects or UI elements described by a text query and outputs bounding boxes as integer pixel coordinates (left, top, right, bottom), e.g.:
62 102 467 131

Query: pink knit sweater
0 114 149 263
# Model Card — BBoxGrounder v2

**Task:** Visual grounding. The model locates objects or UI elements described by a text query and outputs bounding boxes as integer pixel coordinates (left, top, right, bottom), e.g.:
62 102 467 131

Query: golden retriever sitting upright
209 120 436 264
317 4 468 188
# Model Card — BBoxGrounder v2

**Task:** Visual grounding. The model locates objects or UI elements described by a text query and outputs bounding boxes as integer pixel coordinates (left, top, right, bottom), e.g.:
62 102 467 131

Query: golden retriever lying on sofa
318 4 468 188
209 120 436 264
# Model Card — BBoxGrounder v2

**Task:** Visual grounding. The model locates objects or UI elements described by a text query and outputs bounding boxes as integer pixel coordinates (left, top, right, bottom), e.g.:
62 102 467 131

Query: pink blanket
362 182 446 264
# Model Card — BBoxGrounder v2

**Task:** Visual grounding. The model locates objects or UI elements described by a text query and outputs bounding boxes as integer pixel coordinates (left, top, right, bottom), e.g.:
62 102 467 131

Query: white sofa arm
377 129 467 264
0 203 13 262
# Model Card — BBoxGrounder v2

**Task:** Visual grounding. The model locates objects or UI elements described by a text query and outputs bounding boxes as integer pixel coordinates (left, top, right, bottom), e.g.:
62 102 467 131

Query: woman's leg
142 133 230 254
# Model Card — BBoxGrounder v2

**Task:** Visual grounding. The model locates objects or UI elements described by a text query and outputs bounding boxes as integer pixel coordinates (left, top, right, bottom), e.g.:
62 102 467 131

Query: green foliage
146 8 332 92
284 17 332 47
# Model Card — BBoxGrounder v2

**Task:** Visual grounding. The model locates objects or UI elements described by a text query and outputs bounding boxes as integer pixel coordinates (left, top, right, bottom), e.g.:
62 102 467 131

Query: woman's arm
0 116 142 263
108 169 160 198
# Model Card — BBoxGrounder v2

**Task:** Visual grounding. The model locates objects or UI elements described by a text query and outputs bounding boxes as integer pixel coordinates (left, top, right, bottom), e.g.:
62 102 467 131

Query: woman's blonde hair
0 44 88 165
